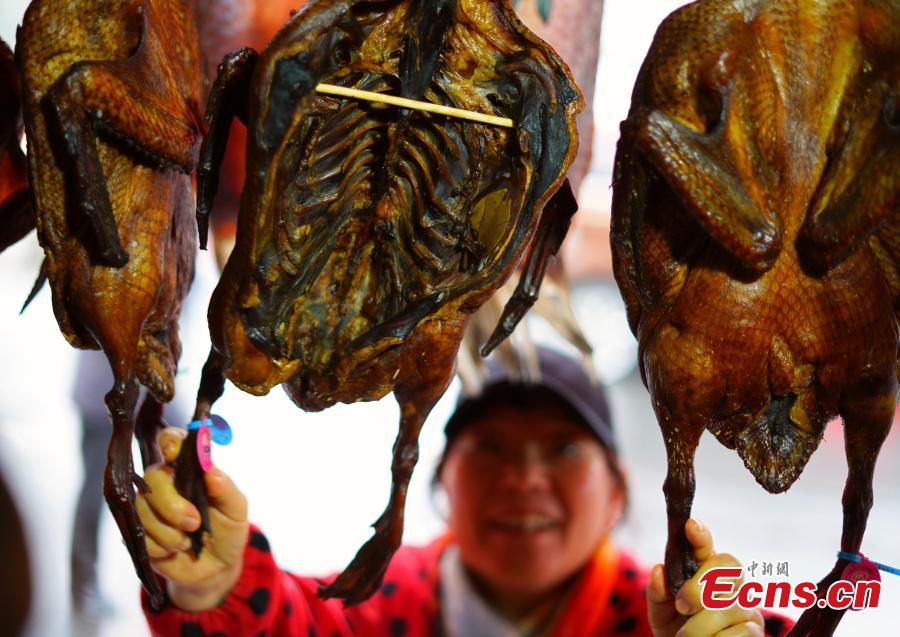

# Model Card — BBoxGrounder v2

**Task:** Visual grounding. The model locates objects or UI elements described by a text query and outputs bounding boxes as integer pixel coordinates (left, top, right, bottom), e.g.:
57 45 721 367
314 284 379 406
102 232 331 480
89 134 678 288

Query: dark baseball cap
444 347 617 453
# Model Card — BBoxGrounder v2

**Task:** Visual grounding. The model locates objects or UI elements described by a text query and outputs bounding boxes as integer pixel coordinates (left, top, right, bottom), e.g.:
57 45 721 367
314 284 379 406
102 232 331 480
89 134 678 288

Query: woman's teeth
493 516 559 531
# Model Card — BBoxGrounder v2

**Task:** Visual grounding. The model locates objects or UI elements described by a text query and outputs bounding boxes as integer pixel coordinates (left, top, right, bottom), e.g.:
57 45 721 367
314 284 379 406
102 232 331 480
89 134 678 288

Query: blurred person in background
70 350 120 617
136 348 793 636
0 466 30 636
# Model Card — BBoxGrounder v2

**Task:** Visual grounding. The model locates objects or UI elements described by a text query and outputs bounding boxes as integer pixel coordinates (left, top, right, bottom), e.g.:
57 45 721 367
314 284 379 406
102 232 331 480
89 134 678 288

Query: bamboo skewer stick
315 83 515 128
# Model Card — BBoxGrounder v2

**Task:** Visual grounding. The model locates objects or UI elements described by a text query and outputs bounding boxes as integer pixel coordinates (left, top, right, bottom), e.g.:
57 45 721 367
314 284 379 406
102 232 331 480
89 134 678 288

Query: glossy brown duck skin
0 38 31 252
11 0 205 606
183 0 582 604
611 1 898 635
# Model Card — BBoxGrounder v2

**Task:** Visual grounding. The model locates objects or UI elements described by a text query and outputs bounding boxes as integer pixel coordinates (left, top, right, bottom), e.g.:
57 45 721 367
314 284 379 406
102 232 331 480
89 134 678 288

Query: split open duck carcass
182 0 583 604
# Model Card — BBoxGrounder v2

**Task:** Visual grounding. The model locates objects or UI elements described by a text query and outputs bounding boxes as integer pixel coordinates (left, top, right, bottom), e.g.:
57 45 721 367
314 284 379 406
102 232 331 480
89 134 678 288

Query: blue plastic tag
838 551 900 577
187 414 232 446
207 414 233 446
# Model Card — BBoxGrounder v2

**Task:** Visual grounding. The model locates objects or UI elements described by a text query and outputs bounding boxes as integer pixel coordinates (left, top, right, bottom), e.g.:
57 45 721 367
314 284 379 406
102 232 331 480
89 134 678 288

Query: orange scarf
429 534 626 637
550 541 622 637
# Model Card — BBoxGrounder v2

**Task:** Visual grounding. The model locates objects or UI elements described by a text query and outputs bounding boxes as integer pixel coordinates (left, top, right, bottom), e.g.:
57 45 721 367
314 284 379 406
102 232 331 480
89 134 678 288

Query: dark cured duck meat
183 0 583 605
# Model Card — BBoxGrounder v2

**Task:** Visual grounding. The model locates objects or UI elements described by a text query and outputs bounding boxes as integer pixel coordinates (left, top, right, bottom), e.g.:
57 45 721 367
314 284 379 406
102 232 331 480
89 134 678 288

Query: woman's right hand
646 519 765 637
137 427 249 611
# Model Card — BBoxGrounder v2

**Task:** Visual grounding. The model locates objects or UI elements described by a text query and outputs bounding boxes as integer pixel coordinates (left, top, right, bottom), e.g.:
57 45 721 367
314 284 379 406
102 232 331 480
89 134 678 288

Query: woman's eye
553 442 580 458
475 439 503 454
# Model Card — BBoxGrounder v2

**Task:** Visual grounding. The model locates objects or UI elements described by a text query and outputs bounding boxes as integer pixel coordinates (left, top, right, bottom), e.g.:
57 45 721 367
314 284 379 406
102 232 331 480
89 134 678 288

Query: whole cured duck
611 1 898 635
2 0 205 606
185 0 582 603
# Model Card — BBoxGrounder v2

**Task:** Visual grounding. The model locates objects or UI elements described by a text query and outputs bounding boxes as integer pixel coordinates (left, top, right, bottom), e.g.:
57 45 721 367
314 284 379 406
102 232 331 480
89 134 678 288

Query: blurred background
1 0 897 635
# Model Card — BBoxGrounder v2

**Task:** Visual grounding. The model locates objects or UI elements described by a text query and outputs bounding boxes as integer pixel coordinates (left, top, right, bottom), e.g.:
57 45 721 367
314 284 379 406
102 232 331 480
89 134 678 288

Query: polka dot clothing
142 526 793 636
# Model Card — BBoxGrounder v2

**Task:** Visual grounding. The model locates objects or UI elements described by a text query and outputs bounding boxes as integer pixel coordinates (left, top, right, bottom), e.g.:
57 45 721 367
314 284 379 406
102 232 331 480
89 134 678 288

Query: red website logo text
699 566 881 611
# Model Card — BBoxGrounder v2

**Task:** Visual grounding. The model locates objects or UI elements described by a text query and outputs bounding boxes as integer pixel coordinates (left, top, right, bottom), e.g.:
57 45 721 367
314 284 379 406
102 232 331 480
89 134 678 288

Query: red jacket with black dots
141 525 794 636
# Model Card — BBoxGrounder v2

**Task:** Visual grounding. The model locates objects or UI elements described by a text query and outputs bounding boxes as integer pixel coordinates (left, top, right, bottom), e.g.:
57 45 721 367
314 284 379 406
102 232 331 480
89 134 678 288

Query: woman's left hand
646 519 765 637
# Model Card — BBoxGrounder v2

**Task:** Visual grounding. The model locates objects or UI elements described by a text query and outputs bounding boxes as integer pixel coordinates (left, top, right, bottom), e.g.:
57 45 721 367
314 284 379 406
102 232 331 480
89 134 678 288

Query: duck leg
134 393 168 469
482 178 578 356
659 402 705 594
103 378 164 607
196 47 257 248
174 349 228 555
318 387 440 604
787 390 894 636
320 338 458 605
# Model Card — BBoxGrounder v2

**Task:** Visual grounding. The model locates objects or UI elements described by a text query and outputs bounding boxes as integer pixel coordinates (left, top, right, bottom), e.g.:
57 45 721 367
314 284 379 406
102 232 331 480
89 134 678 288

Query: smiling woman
436 382 627 632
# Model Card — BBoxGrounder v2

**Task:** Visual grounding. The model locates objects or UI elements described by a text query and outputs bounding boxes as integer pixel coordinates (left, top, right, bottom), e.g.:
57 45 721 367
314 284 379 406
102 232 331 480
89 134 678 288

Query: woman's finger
686 518 715 563
714 621 765 637
647 562 685 634
152 546 228 587
647 563 673 604
157 427 186 464
145 533 176 560
204 466 248 523
143 465 201 531
137 493 191 552
677 610 764 637
145 548 182 581
675 552 743 617
207 505 251 565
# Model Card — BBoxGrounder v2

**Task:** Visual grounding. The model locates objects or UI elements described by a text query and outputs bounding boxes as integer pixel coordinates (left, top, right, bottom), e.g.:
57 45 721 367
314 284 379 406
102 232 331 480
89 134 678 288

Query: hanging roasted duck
2 0 205 607
611 1 898 635
179 0 583 604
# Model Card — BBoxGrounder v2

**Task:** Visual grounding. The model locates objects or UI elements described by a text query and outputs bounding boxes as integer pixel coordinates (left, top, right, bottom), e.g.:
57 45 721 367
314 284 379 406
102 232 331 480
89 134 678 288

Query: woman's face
440 401 624 597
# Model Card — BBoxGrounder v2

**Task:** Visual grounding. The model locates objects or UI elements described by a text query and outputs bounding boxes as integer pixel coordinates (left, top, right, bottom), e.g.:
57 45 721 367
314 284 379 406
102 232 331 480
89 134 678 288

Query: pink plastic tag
842 556 880 612
842 554 881 583
197 424 212 473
